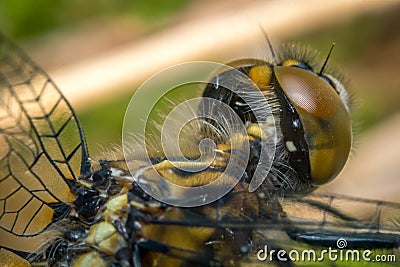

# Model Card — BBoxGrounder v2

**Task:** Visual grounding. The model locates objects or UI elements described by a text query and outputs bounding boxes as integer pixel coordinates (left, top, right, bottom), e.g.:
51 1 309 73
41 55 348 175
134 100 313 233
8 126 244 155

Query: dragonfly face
0 34 399 267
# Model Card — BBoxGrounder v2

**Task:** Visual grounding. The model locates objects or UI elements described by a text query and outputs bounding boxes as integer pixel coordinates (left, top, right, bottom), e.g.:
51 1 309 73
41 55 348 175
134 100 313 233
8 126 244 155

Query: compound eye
324 73 352 112
320 74 336 90
274 66 352 185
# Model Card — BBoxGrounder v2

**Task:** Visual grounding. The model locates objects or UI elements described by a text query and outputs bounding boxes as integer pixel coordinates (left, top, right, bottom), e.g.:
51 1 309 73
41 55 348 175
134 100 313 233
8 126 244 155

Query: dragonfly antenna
319 43 336 75
259 26 276 63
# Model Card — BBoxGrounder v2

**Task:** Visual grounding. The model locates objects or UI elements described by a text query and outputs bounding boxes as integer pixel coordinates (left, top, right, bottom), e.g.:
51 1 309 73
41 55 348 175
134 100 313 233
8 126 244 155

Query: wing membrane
278 193 400 252
0 34 89 253
141 190 400 265
152 192 400 241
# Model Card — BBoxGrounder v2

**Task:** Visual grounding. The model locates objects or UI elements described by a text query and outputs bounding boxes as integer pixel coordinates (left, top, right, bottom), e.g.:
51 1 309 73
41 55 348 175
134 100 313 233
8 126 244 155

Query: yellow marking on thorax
141 207 215 267
248 65 272 90
103 194 128 222
85 221 125 255
72 251 107 267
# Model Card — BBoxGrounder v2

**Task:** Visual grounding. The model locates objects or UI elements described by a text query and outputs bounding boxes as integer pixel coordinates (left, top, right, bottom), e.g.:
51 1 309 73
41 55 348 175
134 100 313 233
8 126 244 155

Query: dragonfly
0 33 399 266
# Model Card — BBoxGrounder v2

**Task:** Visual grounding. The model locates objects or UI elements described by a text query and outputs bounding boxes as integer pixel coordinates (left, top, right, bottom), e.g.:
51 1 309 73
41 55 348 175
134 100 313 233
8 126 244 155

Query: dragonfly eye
320 74 336 90
274 66 352 185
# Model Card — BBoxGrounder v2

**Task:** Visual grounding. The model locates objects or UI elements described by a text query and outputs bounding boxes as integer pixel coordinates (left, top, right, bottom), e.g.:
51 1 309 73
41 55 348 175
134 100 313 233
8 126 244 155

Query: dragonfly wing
0 34 90 254
135 191 400 265
279 193 400 248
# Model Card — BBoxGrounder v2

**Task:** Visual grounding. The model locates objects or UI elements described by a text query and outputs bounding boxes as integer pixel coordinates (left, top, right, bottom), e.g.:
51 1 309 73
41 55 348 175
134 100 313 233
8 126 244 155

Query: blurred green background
1 0 399 158
0 0 188 38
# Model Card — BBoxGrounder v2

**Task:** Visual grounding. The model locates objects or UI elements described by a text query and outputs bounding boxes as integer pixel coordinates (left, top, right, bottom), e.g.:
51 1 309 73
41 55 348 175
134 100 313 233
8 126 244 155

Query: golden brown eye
274 66 352 185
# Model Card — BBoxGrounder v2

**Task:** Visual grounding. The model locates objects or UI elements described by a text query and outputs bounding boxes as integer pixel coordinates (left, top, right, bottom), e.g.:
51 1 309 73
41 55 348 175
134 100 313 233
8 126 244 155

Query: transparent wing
0 34 90 254
139 190 400 265
245 193 400 265
280 193 400 236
